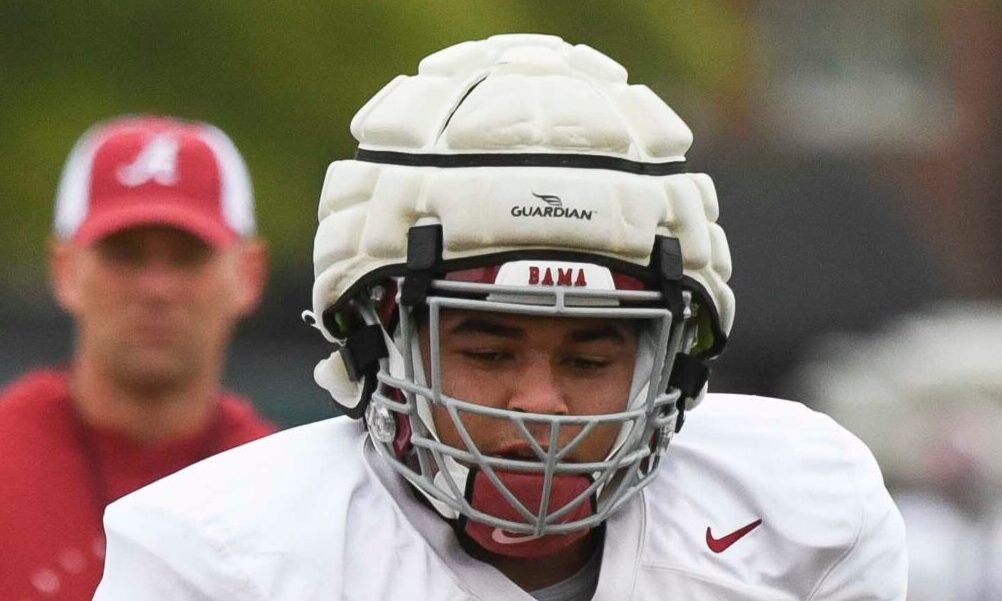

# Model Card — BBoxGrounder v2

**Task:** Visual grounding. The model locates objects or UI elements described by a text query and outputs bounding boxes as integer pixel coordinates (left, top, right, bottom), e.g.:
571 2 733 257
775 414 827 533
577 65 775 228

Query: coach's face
50 226 265 394
420 310 638 463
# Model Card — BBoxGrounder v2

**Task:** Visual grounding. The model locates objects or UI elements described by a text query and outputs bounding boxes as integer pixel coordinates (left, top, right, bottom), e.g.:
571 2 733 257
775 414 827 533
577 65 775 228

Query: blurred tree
0 1 748 291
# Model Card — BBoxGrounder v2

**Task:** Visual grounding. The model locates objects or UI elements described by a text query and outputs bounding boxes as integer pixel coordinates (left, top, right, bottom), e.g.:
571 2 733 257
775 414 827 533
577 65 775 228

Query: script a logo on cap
116 134 180 188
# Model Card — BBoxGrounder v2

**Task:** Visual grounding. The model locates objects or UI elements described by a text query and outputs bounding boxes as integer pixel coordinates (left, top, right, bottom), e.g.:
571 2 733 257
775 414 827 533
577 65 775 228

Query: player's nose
506 360 569 416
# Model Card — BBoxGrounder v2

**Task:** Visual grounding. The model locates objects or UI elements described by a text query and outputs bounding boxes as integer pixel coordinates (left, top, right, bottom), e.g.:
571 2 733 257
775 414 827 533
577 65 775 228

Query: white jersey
93 394 906 600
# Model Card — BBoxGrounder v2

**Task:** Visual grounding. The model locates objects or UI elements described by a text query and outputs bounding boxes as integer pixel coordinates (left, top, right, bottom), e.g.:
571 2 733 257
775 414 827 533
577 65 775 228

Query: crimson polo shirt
0 369 276 601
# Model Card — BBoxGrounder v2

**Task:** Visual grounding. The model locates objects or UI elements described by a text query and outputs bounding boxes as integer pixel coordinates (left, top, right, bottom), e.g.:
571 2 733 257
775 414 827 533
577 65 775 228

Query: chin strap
648 235 711 433
336 324 388 419
315 224 444 419
458 469 595 559
312 323 388 420
650 235 685 323
667 352 709 432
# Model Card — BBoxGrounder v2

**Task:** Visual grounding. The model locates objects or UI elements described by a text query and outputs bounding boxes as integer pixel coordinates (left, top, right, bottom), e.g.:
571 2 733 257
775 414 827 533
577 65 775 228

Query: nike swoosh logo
705 519 763 553
490 528 544 545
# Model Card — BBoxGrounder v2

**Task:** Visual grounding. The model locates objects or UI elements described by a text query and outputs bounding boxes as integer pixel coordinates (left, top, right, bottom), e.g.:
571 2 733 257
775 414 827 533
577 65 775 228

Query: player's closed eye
459 349 514 365
562 356 613 372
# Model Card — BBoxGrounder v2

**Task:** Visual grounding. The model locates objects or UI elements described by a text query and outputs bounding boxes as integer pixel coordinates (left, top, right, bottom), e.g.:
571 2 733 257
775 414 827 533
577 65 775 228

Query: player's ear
232 237 268 317
48 238 83 315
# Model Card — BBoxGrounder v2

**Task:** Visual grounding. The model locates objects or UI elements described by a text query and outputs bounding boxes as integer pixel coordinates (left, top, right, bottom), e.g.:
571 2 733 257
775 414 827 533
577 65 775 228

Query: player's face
420 310 639 463
50 226 265 394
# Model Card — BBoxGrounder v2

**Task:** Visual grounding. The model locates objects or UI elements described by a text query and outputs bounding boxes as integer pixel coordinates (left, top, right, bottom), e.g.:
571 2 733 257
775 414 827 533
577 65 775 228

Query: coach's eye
170 243 212 267
97 240 144 265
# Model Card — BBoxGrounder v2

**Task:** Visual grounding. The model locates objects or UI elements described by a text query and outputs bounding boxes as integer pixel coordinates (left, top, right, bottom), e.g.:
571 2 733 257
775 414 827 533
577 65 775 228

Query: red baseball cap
53 115 255 247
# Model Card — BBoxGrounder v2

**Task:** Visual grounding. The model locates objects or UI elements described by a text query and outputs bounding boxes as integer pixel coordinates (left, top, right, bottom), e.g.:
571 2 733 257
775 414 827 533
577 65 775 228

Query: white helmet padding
313 163 732 344
312 33 733 345
307 34 735 548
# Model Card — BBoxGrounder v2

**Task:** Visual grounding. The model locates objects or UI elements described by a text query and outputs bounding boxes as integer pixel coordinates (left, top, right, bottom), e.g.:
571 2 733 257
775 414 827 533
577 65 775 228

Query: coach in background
0 116 276 601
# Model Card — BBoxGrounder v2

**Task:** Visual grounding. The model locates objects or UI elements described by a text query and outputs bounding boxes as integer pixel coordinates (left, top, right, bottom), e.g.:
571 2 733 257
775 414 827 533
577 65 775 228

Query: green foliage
0 1 747 285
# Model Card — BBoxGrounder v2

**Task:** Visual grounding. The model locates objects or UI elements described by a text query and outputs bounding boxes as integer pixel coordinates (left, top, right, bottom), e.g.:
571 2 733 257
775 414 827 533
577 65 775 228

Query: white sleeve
809 434 908 601
93 501 266 601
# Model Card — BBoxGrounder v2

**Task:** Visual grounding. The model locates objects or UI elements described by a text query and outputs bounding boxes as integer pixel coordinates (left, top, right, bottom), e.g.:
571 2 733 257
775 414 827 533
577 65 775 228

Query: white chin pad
686 381 708 409
314 319 408 414
314 351 364 410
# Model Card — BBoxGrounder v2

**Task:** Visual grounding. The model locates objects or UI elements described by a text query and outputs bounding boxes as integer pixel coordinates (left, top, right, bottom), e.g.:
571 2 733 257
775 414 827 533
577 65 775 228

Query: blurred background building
1 1 999 592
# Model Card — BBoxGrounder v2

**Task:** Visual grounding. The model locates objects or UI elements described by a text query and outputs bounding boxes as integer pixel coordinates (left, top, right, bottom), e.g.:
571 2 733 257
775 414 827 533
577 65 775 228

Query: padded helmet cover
312 33 733 348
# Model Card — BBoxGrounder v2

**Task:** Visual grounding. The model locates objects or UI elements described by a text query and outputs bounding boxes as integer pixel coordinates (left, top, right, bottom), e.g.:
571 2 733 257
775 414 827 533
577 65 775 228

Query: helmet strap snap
335 323 388 419
667 352 710 432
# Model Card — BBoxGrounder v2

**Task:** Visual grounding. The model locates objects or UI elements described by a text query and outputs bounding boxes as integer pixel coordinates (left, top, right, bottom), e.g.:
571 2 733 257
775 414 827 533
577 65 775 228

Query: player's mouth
491 444 541 461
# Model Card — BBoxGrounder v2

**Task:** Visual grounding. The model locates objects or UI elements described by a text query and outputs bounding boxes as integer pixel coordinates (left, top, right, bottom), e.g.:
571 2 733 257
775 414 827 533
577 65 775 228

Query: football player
94 35 907 600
